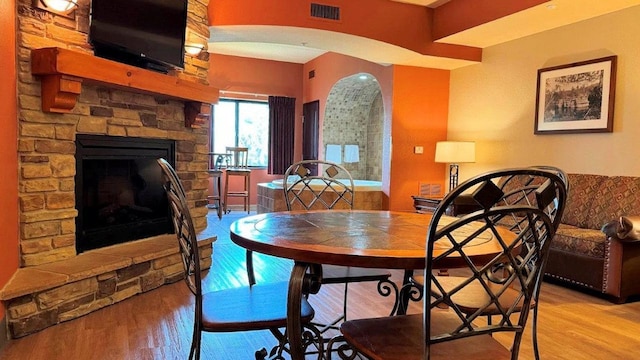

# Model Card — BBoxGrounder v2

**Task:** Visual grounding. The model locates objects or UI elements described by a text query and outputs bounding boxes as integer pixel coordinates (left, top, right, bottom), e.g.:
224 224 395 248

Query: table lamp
435 141 476 191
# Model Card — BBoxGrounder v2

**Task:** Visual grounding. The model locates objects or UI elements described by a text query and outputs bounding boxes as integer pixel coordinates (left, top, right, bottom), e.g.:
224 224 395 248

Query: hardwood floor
2 210 640 359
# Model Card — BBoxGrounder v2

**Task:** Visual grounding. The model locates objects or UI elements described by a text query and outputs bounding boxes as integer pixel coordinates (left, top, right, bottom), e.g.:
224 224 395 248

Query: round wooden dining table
229 210 515 359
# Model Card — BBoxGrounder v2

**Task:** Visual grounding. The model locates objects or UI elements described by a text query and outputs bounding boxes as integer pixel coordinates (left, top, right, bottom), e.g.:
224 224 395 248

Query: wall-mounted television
89 0 188 73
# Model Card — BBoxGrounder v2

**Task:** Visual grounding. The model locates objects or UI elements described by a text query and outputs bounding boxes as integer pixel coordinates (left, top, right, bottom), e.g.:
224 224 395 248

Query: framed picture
534 56 617 134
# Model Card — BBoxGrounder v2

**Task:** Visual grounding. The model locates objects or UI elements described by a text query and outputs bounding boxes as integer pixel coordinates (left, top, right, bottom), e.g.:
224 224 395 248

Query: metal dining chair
399 167 568 360
157 158 321 360
246 160 398 332
332 167 566 359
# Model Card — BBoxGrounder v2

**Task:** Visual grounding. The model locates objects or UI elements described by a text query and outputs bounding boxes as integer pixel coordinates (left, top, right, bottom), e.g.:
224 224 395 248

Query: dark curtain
268 96 296 174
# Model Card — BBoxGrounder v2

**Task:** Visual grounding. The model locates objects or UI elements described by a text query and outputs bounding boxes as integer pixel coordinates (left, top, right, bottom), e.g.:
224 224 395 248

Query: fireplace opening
75 135 176 253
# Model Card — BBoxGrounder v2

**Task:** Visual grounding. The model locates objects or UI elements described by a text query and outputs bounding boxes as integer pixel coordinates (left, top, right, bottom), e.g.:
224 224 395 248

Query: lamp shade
435 141 476 164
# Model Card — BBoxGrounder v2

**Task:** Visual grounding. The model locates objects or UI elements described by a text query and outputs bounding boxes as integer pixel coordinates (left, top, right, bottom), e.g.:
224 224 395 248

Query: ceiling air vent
310 3 340 21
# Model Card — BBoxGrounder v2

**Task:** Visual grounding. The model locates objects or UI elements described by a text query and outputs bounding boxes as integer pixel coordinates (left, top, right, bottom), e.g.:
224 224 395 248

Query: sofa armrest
602 216 640 241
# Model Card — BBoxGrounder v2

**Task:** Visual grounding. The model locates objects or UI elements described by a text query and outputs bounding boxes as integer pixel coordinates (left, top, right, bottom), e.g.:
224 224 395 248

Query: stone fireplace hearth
0 234 214 338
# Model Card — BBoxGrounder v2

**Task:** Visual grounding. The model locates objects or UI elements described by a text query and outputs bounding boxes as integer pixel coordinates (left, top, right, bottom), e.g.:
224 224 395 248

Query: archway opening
323 73 383 181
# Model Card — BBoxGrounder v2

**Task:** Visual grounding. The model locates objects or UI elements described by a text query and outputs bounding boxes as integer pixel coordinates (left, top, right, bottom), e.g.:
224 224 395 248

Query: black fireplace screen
75 135 176 253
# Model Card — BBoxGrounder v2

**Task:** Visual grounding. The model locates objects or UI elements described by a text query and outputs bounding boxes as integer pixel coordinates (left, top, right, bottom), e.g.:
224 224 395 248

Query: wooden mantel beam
31 47 219 128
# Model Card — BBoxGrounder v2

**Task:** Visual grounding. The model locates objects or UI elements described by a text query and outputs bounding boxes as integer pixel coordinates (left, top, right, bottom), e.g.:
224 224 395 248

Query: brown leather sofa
545 173 640 303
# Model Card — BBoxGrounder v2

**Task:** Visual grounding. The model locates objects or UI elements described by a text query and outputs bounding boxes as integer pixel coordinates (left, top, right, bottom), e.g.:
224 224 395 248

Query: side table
411 194 481 216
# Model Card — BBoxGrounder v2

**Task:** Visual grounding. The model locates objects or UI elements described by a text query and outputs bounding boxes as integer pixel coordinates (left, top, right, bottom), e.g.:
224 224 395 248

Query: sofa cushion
584 176 640 230
552 224 606 259
563 174 607 228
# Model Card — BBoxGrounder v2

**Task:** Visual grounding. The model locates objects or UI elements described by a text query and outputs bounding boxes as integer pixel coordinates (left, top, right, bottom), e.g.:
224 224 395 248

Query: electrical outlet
414 146 424 154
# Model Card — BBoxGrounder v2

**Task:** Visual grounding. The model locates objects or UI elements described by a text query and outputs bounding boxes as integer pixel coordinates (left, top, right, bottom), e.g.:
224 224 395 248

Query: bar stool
223 147 251 214
207 153 228 219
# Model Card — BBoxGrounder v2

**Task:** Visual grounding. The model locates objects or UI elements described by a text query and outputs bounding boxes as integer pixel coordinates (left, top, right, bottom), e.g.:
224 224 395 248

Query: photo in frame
534 56 617 134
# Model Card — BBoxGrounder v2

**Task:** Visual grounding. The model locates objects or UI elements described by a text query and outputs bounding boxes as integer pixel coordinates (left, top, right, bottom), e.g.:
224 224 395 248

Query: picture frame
534 55 617 134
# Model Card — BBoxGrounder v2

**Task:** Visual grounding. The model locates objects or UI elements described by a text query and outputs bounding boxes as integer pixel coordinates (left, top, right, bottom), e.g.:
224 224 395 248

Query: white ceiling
208 0 640 69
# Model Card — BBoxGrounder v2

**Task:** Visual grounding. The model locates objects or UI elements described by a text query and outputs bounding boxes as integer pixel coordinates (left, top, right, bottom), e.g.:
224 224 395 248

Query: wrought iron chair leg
342 282 348 322
190 323 201 360
246 250 256 286
255 348 268 359
532 304 540 360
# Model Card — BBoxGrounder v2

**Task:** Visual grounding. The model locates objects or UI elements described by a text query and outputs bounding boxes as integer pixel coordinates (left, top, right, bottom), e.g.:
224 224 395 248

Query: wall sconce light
435 141 476 191
184 43 205 57
34 0 78 18
184 29 207 57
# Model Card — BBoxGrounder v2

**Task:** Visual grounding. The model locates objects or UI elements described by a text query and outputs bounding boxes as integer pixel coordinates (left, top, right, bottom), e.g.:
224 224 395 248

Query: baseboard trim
0 314 9 351
224 204 257 213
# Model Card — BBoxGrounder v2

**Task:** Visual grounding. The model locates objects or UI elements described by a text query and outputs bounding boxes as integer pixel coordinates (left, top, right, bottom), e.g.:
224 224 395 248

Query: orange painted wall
209 0 480 61
0 0 19 320
207 54 304 205
389 66 449 211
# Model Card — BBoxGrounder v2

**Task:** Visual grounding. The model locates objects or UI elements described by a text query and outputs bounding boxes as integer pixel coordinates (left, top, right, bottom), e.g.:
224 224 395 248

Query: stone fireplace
0 0 217 338
15 0 214 268
18 82 212 267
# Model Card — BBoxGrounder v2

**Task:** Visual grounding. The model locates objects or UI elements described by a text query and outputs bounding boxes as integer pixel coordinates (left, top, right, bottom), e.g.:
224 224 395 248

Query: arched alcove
323 73 383 181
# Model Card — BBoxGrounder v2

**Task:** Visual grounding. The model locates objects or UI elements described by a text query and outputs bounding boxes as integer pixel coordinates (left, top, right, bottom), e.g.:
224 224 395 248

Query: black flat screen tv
89 0 188 73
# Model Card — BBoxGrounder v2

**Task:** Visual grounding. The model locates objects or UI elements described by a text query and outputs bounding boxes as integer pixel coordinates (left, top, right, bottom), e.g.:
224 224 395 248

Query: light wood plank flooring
2 210 640 359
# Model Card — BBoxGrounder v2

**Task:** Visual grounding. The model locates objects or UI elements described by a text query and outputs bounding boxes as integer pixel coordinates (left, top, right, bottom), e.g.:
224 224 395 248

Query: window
211 99 269 167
